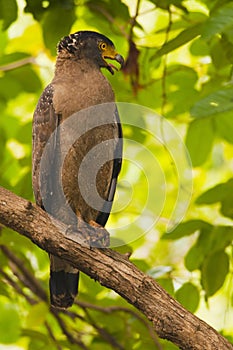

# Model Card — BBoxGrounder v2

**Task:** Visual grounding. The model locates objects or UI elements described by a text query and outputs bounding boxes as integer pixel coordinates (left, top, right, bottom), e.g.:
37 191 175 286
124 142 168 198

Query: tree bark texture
0 186 232 350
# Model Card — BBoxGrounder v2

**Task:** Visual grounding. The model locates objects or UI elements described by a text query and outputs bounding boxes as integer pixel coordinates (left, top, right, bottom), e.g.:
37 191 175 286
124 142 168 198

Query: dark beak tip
115 54 124 69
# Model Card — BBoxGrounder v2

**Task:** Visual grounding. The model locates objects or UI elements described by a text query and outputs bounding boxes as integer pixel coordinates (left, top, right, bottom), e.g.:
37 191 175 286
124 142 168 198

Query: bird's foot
65 224 90 247
88 220 110 248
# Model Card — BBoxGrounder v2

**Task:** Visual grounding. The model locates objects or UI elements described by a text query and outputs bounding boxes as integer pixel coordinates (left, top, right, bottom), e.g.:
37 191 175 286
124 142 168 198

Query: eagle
32 31 124 308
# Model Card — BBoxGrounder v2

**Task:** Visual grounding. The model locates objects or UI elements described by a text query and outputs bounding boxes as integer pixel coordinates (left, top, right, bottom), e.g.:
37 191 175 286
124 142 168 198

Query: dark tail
49 255 79 308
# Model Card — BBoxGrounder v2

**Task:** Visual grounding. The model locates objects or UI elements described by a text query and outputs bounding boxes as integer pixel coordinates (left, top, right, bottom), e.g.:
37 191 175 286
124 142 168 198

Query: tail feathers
49 255 79 308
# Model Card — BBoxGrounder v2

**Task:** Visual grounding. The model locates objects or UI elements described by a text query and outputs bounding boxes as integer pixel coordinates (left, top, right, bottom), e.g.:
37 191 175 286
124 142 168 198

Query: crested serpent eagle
32 31 124 308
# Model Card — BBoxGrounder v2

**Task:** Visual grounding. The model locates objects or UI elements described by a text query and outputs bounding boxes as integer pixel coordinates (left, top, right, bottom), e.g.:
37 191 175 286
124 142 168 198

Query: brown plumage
32 31 124 308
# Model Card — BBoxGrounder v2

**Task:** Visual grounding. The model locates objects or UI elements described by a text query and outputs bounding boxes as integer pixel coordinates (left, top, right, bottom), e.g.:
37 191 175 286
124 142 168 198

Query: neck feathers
55 54 99 78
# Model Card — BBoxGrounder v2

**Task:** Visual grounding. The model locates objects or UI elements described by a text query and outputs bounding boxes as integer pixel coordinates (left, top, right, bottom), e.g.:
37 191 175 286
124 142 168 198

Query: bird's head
58 31 124 75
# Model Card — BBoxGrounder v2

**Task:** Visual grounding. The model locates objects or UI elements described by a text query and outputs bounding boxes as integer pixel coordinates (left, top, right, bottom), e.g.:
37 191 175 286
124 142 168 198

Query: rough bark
0 186 232 350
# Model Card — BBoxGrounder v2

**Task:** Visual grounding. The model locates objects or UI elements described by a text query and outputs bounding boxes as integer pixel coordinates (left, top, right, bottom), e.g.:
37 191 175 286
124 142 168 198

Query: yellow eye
99 42 107 50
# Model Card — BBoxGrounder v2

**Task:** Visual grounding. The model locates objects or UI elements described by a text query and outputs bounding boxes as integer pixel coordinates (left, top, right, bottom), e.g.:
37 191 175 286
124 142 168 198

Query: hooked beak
102 49 124 75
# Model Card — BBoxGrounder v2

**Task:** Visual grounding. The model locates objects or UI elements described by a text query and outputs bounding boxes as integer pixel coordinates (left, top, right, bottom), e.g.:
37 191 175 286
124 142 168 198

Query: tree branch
0 186 232 350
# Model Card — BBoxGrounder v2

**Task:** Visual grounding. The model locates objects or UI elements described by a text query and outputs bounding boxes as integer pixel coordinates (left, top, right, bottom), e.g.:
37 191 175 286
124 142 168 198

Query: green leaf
0 126 7 161
215 112 233 144
185 225 233 271
218 34 233 65
209 225 233 253
190 88 233 118
223 25 233 45
157 278 174 296
196 178 233 204
24 0 45 21
42 3 76 54
0 0 17 30
26 302 48 329
221 198 233 219
185 242 206 271
165 65 199 118
163 219 213 240
208 0 232 13
150 0 188 13
159 340 180 350
151 23 203 59
87 0 130 22
0 26 8 52
189 37 209 56
0 66 42 101
22 329 54 350
7 66 42 93
202 2 233 40
196 179 233 219
0 75 22 100
210 39 230 69
201 250 229 297
0 297 21 343
131 259 150 272
185 118 214 166
175 282 199 312
122 125 147 144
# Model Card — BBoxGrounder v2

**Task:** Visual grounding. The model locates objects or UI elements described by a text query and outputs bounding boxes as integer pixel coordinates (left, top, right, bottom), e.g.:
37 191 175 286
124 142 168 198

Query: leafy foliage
0 0 233 348
175 282 199 313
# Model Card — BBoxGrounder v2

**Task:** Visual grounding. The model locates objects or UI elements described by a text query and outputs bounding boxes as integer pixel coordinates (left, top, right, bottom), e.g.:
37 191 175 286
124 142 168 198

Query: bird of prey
32 31 124 308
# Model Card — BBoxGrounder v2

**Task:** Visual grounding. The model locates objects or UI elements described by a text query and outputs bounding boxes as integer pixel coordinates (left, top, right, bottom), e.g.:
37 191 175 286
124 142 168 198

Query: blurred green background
1 0 233 348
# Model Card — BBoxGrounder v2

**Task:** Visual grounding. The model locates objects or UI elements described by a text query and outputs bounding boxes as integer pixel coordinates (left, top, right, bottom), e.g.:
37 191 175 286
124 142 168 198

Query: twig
51 309 88 349
60 308 86 322
83 307 124 350
45 321 63 350
0 245 88 348
128 0 141 40
0 245 47 302
0 267 36 305
0 57 36 71
76 300 162 349
161 7 172 116
122 0 142 94
87 3 128 39
0 267 63 348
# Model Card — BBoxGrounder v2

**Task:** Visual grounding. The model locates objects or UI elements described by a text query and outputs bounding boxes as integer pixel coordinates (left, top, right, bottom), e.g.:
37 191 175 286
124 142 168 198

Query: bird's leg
75 213 92 245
